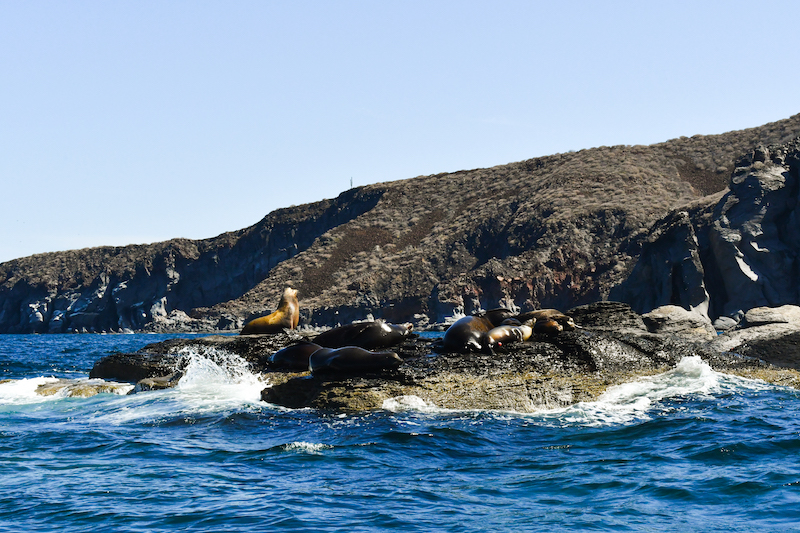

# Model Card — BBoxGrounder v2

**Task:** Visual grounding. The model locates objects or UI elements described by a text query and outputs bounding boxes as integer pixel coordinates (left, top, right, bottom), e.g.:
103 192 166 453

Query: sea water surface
1 333 800 532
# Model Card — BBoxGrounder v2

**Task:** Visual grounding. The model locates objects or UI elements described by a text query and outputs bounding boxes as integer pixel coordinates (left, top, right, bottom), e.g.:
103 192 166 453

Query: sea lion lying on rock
240 288 300 335
443 308 575 352
485 324 528 348
268 341 323 371
443 315 495 353
309 346 403 375
517 309 578 332
312 320 415 349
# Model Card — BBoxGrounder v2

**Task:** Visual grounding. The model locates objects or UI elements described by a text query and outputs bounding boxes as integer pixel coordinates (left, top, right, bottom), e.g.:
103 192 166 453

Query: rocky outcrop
3 114 800 333
641 305 716 339
88 303 800 411
612 138 800 326
609 209 713 319
0 188 383 333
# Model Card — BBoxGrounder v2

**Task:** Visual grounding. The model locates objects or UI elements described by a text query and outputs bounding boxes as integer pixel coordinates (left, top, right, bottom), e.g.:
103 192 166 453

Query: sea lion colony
244 288 576 374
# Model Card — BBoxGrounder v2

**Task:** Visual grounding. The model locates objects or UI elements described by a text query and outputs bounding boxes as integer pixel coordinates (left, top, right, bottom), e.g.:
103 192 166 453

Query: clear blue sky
1 1 798 263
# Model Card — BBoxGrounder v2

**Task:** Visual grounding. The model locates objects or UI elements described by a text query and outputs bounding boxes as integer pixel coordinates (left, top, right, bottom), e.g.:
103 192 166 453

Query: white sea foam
282 441 332 454
379 357 778 426
0 376 60 405
87 345 270 425
382 395 442 413
542 356 774 426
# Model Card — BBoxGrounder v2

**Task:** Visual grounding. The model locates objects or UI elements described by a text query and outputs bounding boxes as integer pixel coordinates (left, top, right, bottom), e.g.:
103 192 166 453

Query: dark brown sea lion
483 308 516 327
517 309 577 332
533 318 563 336
442 315 495 353
309 346 403 375
312 320 414 349
268 341 322 371
240 288 300 335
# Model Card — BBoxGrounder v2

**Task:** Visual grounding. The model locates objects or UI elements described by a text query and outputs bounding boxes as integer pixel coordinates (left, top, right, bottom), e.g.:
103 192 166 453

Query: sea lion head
534 318 563 336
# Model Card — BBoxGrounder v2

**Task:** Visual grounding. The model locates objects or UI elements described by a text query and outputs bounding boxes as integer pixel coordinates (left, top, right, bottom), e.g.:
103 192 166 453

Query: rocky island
86 301 800 412
7 114 800 412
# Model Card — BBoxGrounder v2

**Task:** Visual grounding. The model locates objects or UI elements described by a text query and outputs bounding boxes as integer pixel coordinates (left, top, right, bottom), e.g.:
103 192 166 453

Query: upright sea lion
267 341 322 371
313 320 414 349
309 346 403 375
240 287 300 335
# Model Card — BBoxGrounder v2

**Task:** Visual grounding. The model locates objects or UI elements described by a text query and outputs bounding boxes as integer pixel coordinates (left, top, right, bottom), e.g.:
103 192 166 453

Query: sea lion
517 309 577 332
240 287 300 335
312 320 414 349
485 325 525 349
268 341 322 371
483 308 516 327
309 346 403 375
442 315 495 353
533 318 563 336
517 323 533 341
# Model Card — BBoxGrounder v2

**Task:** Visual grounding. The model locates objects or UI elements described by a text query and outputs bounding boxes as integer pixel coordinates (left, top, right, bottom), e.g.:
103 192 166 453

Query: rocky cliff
2 114 800 333
611 137 800 328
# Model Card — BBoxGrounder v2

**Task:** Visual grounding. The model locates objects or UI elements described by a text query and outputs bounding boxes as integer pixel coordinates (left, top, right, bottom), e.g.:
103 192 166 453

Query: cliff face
611 137 800 327
0 188 383 332
2 114 800 333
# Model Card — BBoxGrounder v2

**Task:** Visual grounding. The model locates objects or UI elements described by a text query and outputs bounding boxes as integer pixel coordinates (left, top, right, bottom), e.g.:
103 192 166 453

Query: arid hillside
2 114 800 332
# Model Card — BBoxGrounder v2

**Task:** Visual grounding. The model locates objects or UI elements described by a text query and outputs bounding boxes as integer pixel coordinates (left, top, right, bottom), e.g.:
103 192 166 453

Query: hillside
2 114 800 333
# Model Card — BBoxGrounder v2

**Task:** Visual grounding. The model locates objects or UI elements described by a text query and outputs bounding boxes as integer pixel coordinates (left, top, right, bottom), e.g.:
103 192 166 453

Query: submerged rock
36 378 133 397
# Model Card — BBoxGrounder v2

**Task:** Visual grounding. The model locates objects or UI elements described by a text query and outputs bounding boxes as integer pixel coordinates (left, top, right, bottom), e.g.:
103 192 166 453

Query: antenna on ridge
350 177 353 188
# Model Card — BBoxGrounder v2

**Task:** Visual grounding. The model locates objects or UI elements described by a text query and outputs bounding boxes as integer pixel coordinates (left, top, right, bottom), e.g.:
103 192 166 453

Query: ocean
1 333 799 532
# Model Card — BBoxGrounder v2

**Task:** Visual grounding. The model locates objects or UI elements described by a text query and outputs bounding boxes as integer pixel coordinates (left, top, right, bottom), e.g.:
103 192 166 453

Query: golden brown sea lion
533 318 563 336
485 325 526 348
240 287 299 335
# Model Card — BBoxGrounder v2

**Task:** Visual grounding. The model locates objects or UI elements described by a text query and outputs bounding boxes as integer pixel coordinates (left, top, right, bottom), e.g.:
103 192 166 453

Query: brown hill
2 114 799 332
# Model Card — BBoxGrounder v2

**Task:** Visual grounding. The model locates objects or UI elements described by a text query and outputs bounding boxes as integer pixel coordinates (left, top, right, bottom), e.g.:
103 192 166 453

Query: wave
382 356 779 426
0 344 270 426
547 355 775 426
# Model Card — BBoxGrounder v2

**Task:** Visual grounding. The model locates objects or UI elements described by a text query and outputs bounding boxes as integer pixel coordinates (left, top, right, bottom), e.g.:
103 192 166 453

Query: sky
1 1 799 264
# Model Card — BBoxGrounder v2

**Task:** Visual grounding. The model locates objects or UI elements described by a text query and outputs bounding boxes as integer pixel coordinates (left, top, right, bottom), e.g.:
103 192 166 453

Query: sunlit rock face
710 144 800 319
613 139 800 326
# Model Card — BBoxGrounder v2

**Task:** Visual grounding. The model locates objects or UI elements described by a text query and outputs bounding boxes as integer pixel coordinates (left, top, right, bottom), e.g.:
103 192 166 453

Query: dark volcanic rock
566 301 647 332
89 352 185 382
610 209 711 318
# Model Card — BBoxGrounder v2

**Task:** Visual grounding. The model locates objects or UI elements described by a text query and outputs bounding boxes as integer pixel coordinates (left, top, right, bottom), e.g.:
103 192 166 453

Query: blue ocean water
1 334 800 532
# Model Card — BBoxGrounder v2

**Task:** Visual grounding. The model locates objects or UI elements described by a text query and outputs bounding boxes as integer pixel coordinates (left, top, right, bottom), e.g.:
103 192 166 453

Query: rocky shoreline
86 302 800 412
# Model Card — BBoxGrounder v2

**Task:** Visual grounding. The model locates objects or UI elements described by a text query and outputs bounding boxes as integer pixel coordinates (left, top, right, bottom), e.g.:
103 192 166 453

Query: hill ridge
2 113 799 333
